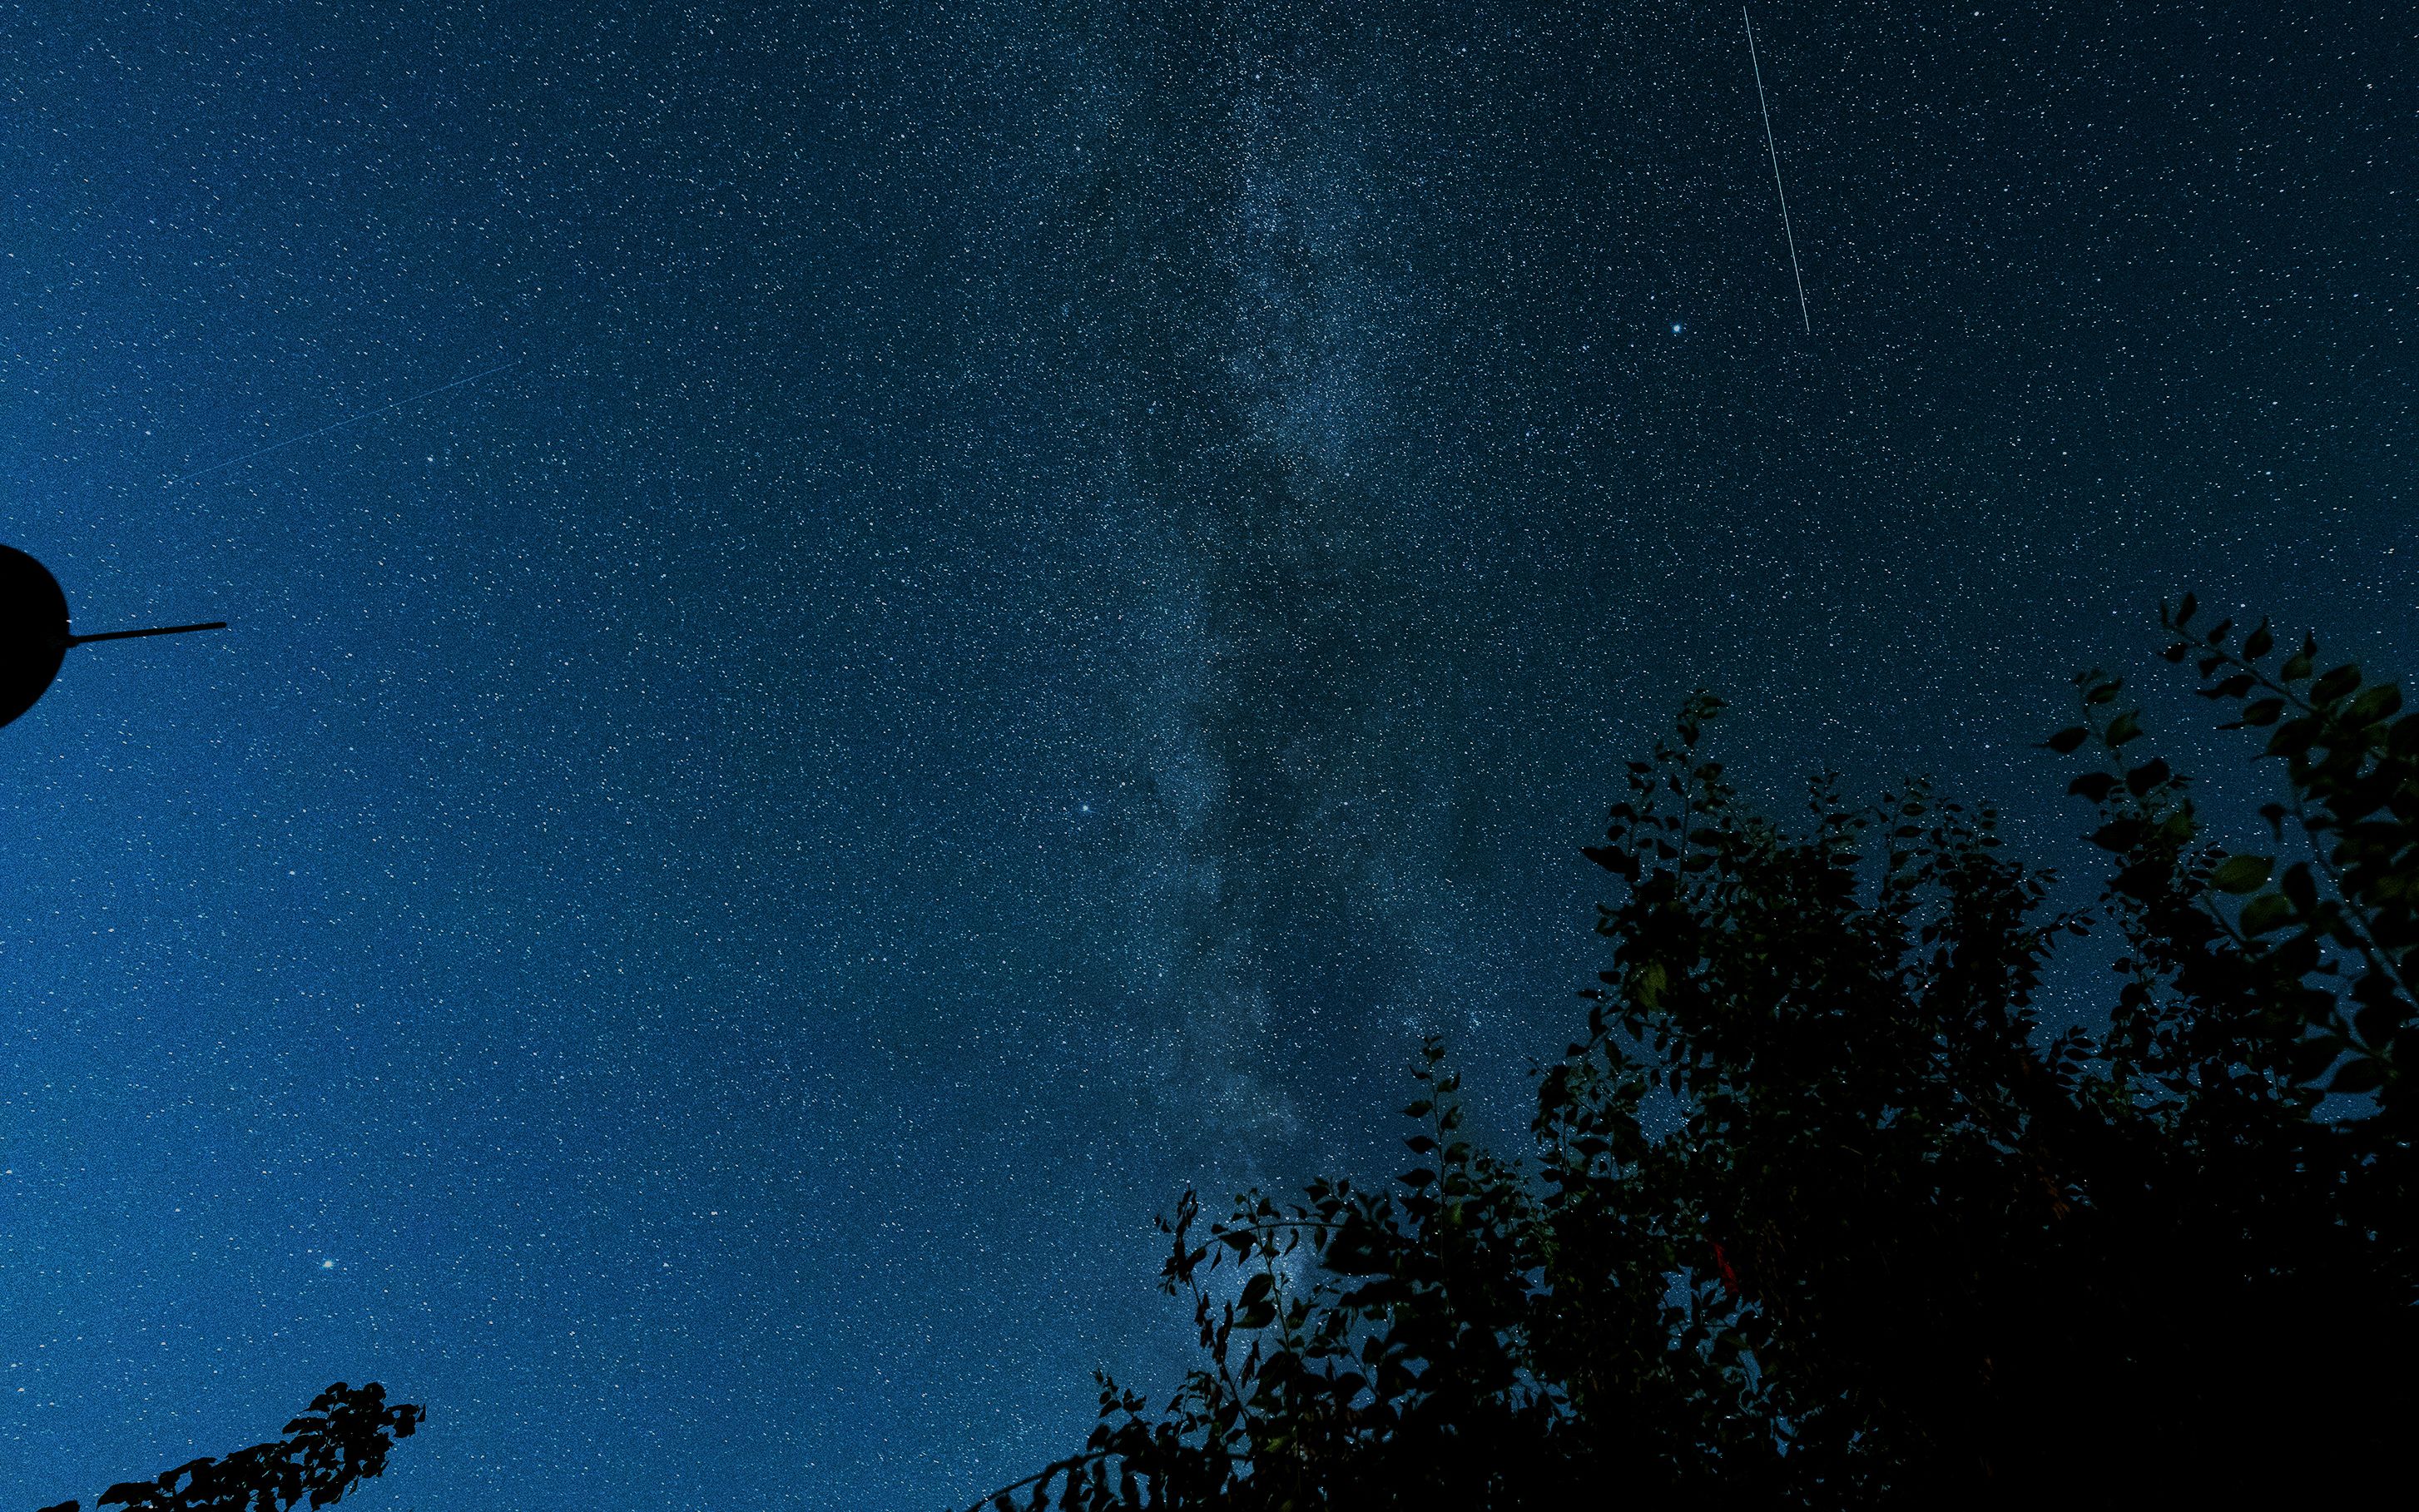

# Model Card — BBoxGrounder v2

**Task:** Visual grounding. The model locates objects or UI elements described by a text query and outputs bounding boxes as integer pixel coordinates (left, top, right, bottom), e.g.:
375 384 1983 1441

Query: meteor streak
1743 7 1811 335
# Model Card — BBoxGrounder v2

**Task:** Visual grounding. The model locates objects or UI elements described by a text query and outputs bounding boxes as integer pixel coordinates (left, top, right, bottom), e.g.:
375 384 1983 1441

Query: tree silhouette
33 1382 421 1512
977 600 2417 1509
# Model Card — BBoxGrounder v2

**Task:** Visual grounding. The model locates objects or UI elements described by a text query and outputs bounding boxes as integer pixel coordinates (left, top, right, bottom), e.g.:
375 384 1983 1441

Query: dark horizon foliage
972 600 2419 1509
33 1382 421 1512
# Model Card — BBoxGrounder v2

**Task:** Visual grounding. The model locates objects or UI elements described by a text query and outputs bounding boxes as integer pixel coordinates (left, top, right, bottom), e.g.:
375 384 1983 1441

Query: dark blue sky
2 3 2411 1508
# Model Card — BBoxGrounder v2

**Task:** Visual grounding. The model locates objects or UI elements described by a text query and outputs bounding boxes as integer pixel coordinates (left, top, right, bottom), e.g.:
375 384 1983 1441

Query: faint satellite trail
170 358 522 483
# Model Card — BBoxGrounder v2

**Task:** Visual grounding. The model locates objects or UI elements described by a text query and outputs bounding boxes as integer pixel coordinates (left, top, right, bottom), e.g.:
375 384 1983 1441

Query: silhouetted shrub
978 600 2417 1509
37 1382 421 1512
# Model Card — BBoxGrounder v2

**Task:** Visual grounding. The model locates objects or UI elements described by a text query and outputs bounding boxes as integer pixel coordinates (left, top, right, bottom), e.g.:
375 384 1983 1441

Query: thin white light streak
170 359 523 483
1743 7 1812 335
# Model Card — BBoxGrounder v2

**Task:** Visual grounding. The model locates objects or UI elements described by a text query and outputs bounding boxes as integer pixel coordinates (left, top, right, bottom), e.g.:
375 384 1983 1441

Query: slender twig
958 1453 1104 1512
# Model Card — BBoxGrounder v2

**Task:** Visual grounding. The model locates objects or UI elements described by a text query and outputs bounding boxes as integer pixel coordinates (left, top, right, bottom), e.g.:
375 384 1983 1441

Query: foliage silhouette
976 603 2417 1509
33 1382 421 1512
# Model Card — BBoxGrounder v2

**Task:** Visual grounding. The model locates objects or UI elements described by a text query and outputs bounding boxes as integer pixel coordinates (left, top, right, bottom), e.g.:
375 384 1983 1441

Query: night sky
2 2 2411 1508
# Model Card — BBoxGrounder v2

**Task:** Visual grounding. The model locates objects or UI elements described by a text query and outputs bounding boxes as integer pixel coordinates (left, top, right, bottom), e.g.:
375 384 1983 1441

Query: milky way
2 5 2411 1510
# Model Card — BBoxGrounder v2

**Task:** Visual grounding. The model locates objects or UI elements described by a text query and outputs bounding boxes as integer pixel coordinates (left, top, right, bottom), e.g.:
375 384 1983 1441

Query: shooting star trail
1744 7 1812 335
169 359 523 483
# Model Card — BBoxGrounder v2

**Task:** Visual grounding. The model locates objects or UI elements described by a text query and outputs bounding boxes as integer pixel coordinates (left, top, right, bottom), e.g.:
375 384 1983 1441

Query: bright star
1671 322 1684 335
320 1258 337 1270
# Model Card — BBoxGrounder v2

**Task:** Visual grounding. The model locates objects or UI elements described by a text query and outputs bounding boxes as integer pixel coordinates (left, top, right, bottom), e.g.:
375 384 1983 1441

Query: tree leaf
2281 636 2317 681
2280 861 2319 915
2124 758 2172 796
2210 855 2273 894
2091 819 2149 853
2347 684 2402 726
2312 666 2362 705
2239 892 2297 936
2352 995 2407 1049
2330 1056 2386 1094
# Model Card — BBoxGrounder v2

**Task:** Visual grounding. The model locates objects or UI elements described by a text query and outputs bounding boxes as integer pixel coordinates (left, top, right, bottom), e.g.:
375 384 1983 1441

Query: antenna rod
1744 6 1812 335
68 622 229 647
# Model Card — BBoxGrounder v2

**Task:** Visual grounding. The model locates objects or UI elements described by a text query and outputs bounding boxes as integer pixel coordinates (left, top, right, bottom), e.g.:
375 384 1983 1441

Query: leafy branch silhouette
969 602 2419 1509
37 1381 419 1512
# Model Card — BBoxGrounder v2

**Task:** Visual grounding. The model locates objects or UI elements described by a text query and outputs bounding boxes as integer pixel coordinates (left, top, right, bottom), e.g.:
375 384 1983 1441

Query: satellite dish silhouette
1 544 226 730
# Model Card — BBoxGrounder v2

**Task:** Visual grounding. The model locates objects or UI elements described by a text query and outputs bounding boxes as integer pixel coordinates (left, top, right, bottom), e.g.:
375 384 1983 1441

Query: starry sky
1 2 2411 1508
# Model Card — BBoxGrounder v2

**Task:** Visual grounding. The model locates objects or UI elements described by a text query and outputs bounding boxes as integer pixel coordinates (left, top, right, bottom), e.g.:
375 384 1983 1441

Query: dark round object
1 544 72 730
